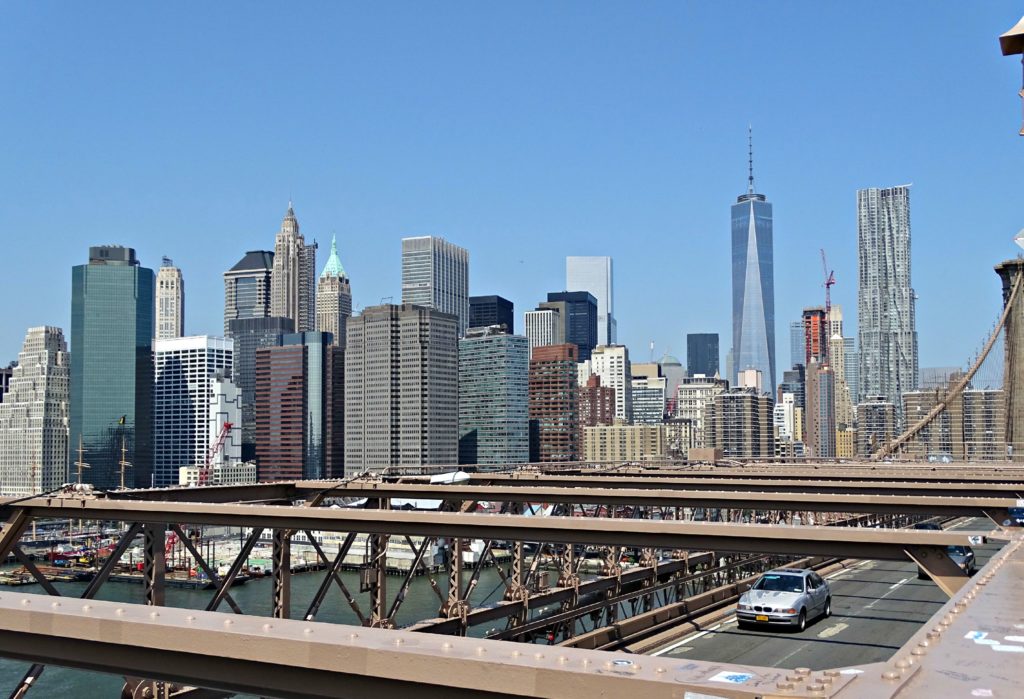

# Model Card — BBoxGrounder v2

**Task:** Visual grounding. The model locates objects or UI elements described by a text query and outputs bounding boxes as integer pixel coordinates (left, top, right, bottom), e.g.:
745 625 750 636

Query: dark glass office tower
227 316 294 462
731 132 776 395
70 246 154 488
469 295 514 333
545 291 598 361
686 333 720 376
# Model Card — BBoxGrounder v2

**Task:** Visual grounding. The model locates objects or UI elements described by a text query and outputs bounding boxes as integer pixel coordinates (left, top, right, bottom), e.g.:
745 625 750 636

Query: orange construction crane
821 249 835 314
199 422 233 486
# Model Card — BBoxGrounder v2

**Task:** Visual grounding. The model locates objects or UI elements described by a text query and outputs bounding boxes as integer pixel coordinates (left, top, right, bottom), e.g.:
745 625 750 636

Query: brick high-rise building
255 332 340 481
528 343 579 462
578 373 615 455
227 316 293 462
704 388 774 458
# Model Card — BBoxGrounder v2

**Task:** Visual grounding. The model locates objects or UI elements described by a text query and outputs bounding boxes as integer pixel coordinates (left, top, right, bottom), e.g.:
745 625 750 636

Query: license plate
755 615 769 622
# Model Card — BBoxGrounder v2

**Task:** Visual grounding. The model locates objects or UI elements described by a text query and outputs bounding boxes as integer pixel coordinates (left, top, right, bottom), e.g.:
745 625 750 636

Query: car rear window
753 574 804 593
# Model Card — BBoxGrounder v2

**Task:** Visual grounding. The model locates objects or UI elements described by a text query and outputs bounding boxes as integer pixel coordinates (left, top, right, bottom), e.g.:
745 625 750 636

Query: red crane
821 249 835 314
199 421 233 486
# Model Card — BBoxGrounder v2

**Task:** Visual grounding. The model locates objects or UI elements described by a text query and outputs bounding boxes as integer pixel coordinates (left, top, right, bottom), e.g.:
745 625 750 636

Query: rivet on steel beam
475 647 486 656
223 619 233 627
558 656 569 664
655 667 666 674
20 598 30 606
795 667 811 676
895 658 912 669
822 670 840 678
786 674 803 683
115 608 125 615
776 681 795 691
303 628 313 635
534 653 544 660
186 615 196 623
510 649 520 656
349 633 359 640
882 670 901 681
50 601 60 608
912 647 927 657
808 683 825 692
262 623 273 632
149 612 159 618
82 604 92 611
394 638 404 646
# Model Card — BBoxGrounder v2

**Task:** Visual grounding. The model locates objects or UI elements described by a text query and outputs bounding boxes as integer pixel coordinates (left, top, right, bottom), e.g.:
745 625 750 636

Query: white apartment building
524 308 564 355
675 374 728 449
153 336 236 487
590 345 632 423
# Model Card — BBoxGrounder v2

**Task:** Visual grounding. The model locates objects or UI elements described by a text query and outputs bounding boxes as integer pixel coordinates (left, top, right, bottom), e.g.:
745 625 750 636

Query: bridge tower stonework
995 259 1024 461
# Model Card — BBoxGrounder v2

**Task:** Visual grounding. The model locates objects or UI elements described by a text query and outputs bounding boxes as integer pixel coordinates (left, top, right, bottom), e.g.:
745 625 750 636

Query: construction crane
821 249 835 315
198 422 233 486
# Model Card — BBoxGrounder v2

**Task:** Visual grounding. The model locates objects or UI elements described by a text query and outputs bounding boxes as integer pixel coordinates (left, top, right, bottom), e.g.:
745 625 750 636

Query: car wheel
824 597 831 618
797 609 807 632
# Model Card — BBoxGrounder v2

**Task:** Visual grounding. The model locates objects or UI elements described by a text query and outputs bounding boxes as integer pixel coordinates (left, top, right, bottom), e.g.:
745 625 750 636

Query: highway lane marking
818 622 848 638
866 576 912 609
652 620 728 656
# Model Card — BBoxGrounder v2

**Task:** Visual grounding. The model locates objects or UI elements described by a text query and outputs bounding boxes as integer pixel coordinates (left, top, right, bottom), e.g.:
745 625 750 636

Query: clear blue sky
1 2 1020 375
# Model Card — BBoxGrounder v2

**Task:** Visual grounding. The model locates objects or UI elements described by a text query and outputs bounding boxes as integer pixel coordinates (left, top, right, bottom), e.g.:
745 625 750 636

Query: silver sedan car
736 568 831 632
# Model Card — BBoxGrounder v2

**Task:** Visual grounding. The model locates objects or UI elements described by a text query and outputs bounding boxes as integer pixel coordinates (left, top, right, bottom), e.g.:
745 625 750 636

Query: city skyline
0 4 1020 381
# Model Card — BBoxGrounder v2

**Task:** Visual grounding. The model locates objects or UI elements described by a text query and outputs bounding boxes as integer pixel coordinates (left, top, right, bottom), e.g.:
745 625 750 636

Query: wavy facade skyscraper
857 185 918 415
730 132 776 396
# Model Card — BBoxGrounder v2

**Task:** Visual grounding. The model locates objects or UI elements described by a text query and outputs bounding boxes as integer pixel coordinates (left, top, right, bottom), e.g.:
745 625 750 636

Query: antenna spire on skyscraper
748 124 754 194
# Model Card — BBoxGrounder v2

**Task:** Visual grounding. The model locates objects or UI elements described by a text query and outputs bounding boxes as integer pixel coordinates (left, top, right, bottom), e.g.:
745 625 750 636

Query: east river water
0 564 512 697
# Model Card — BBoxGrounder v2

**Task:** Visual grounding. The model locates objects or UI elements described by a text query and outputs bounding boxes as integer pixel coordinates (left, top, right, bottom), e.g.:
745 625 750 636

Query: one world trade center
730 131 775 396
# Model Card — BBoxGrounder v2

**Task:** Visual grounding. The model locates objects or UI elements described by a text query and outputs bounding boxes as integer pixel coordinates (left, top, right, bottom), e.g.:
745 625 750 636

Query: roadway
650 518 1004 670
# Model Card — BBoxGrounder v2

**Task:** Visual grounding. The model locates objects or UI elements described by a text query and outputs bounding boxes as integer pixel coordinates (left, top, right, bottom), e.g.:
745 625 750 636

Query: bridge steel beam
9 498 987 563
0 534 1021 699
304 482 1018 522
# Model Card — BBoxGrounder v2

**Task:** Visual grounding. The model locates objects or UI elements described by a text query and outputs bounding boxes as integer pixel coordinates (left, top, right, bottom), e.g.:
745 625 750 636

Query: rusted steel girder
308 482 1019 523
9 498 989 563
0 536 1019 699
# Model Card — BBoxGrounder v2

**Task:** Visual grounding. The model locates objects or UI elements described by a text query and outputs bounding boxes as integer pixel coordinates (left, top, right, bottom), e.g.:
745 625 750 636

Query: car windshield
753 574 804 593
946 546 969 555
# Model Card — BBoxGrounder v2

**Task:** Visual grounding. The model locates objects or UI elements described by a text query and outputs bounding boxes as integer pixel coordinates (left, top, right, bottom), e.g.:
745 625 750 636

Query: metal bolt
262 623 273 632
224 619 233 626
882 670 901 681
776 681 795 691
795 667 811 676
20 598 30 606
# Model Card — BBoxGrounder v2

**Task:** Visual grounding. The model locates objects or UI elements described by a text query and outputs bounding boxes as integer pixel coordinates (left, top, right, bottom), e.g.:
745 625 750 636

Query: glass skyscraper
70 246 154 489
544 291 598 361
730 139 776 396
458 327 529 466
566 256 615 345
686 333 719 377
